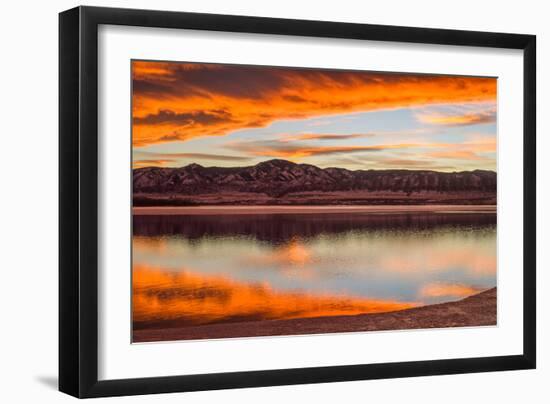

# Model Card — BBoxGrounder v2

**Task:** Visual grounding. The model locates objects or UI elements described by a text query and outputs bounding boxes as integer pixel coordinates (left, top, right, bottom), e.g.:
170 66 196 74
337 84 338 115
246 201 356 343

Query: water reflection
133 212 496 243
132 212 496 332
133 264 417 330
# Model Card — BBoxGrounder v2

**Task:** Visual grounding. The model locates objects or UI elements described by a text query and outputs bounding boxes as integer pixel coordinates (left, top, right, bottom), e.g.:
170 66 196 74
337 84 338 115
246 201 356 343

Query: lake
132 208 496 333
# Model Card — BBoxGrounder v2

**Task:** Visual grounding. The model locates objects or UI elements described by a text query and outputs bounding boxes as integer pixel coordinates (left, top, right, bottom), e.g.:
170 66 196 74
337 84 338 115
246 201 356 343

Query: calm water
132 212 496 331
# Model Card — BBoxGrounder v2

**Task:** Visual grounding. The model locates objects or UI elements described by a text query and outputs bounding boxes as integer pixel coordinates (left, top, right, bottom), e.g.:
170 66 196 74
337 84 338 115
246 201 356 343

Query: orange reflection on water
244 238 313 267
133 264 418 328
242 238 316 279
381 246 496 276
132 237 168 253
279 239 312 266
419 282 483 299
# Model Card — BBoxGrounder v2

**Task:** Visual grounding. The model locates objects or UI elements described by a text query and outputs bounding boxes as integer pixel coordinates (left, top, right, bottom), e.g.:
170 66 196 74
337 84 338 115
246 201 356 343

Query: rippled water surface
132 212 496 331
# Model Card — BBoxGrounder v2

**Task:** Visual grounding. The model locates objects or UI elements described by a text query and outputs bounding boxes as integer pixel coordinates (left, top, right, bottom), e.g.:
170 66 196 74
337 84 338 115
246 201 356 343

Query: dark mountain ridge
133 159 497 198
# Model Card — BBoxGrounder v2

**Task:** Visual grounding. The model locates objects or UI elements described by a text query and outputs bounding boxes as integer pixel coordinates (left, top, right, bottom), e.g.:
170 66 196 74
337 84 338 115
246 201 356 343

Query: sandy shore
133 287 496 343
133 205 496 216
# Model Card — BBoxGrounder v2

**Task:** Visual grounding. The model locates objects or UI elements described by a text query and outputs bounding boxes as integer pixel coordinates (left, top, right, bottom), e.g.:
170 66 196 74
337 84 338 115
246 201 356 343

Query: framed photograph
59 6 536 398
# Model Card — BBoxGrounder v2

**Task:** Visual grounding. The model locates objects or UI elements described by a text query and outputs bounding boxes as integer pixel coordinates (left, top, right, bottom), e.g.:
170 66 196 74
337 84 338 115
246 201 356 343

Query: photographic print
131 60 497 343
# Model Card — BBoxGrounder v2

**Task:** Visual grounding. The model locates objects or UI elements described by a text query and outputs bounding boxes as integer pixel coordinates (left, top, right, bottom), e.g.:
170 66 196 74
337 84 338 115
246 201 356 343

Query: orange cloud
428 150 489 161
223 135 498 162
377 158 452 168
133 159 175 168
224 138 442 159
132 61 497 147
463 137 497 153
280 133 376 142
229 144 383 158
420 137 495 165
133 151 251 167
416 109 496 126
132 61 173 79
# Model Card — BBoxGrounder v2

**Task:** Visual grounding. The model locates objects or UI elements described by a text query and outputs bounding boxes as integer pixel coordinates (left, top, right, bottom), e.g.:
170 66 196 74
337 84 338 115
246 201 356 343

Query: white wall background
0 0 546 402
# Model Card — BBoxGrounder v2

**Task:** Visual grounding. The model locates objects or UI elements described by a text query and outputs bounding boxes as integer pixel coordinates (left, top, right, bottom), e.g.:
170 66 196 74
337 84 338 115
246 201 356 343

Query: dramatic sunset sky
132 60 497 172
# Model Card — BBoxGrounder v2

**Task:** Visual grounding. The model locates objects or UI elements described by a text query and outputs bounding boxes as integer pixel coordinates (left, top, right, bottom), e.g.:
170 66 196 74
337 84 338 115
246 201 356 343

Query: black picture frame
59 5 536 398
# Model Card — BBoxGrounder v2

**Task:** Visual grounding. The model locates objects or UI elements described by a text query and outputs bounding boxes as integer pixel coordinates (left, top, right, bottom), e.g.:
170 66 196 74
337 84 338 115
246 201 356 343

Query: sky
132 60 497 172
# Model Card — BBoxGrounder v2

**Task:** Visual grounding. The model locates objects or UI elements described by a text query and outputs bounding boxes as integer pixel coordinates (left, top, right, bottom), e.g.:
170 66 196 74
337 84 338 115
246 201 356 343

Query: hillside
133 159 496 206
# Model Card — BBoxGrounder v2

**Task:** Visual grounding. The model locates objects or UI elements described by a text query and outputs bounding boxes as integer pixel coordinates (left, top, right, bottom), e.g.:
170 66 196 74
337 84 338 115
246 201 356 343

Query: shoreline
133 204 497 216
133 287 497 343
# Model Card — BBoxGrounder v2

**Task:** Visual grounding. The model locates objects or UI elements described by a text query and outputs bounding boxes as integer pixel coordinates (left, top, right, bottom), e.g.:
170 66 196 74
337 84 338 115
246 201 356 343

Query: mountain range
133 159 496 206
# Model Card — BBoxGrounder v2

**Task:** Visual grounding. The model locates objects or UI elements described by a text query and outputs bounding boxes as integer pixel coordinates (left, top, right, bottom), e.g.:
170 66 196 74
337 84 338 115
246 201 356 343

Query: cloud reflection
419 282 484 300
133 264 418 329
